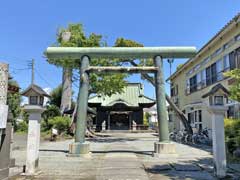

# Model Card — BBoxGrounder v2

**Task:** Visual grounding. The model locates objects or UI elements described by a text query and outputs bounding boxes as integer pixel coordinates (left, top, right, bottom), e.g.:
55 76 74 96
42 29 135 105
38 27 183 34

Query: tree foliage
7 80 21 129
49 85 62 107
47 24 128 96
48 116 71 134
224 69 240 102
42 105 61 130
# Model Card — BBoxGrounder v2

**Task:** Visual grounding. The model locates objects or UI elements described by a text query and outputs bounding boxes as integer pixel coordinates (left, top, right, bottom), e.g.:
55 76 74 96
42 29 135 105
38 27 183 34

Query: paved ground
9 133 240 180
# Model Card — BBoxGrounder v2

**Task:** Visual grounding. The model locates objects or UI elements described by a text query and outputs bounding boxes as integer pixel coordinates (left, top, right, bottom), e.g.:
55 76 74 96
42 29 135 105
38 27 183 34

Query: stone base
68 142 90 157
154 142 176 154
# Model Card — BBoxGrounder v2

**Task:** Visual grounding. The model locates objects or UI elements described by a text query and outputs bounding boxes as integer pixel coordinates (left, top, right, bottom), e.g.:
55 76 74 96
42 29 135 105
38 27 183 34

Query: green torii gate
45 47 196 156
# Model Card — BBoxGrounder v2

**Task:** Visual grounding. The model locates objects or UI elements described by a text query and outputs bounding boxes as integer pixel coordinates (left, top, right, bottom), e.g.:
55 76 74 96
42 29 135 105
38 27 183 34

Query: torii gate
45 47 196 156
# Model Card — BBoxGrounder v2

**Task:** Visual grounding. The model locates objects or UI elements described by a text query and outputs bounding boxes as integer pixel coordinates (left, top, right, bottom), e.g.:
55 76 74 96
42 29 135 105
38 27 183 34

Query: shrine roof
88 83 155 108
21 84 51 98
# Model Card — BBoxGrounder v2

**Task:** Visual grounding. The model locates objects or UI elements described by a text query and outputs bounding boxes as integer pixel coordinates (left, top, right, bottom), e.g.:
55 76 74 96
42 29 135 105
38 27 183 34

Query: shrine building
88 83 155 131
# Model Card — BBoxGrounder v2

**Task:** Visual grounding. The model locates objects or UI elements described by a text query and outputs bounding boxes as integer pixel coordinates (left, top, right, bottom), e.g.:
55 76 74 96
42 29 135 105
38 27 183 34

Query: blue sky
0 0 239 100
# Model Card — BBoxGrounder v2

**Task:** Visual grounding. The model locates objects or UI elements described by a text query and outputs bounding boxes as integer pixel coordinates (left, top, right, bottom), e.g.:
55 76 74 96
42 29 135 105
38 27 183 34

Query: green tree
47 23 127 96
7 80 21 130
49 85 62 107
42 105 61 130
224 69 240 102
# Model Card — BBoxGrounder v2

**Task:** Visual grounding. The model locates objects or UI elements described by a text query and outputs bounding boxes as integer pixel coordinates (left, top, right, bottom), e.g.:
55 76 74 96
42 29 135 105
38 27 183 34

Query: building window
30 96 38 105
223 42 230 50
197 72 201 89
206 63 217 86
206 66 212 86
235 34 240 41
214 96 224 105
198 110 202 122
211 63 217 84
223 55 230 71
190 75 197 93
187 110 202 130
229 51 236 70
216 59 223 81
201 69 206 87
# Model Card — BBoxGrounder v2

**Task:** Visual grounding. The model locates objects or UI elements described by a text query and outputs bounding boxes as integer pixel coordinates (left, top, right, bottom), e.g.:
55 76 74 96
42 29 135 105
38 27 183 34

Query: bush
16 121 28 132
225 118 240 154
42 105 61 130
48 116 71 134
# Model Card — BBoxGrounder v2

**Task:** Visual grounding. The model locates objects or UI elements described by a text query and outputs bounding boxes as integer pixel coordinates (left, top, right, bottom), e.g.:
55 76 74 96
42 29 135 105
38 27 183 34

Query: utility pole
31 59 34 85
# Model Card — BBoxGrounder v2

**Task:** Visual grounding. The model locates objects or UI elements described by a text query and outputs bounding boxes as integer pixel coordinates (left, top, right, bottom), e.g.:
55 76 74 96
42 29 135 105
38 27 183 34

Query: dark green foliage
114 38 143 47
225 118 240 153
16 121 28 132
49 85 62 107
224 69 240 102
41 105 61 130
7 80 21 130
48 116 71 134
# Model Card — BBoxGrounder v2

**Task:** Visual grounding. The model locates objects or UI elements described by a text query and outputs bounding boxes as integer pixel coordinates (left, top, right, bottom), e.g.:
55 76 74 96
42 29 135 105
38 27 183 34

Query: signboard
0 104 8 128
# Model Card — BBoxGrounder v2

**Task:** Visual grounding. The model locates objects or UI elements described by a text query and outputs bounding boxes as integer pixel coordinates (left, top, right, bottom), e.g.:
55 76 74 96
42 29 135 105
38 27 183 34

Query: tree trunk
130 61 193 135
60 67 72 114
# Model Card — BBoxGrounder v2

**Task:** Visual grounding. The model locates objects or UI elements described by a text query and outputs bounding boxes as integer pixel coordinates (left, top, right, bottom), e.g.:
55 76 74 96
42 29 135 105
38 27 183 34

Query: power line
35 68 54 87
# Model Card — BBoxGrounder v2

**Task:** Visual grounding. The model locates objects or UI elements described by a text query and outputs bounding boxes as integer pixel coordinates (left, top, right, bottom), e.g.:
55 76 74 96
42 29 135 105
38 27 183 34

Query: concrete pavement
9 133 240 179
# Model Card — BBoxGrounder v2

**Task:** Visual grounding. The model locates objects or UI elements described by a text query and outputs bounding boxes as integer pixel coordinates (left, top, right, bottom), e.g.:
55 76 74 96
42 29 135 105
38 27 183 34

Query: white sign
52 128 58 135
0 104 8 128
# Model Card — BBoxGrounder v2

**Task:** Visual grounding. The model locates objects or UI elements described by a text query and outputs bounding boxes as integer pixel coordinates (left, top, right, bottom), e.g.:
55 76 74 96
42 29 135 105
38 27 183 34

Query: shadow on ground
87 137 137 143
144 157 240 180
39 148 153 156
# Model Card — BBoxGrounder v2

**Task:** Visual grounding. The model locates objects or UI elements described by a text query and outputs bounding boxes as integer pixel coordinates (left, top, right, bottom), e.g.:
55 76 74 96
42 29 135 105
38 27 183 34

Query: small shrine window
30 96 38 105
214 96 224 105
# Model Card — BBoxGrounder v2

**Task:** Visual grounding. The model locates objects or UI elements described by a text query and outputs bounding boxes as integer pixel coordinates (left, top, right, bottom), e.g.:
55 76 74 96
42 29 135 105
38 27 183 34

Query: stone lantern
202 83 229 178
21 84 50 175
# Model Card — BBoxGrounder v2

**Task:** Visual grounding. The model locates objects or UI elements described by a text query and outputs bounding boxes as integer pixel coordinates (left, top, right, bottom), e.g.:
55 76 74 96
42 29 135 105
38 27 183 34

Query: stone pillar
0 63 10 179
24 105 44 175
208 106 227 178
69 55 90 156
154 56 175 155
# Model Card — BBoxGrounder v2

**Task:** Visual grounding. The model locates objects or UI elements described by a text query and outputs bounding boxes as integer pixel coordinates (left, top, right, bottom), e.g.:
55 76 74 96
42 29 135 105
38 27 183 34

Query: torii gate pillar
154 56 176 155
69 56 90 156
